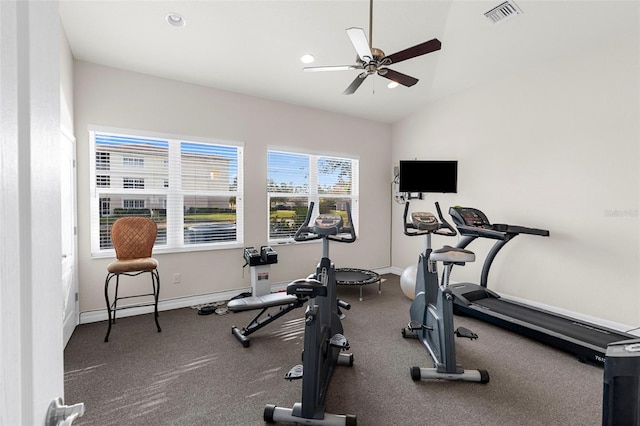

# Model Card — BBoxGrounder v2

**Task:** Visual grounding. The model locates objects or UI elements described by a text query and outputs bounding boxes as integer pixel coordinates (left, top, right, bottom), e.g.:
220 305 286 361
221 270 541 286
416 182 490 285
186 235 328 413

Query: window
267 150 359 242
96 152 110 171
123 199 145 209
122 178 145 189
90 128 244 255
123 156 144 168
96 175 110 188
100 198 111 216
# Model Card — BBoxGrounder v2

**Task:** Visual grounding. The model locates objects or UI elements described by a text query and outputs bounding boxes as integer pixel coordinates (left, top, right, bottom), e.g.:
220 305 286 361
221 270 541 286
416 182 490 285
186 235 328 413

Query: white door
0 1 83 424
61 130 79 347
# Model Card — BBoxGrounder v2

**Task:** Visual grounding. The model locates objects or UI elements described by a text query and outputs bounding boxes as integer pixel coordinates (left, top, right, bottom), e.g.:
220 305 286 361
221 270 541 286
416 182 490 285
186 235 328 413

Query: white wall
73 61 392 314
391 33 640 327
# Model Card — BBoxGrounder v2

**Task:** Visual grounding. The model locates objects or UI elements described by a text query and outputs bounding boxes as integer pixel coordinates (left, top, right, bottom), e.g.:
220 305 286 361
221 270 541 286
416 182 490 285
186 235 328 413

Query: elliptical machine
401 201 489 383
265 202 357 425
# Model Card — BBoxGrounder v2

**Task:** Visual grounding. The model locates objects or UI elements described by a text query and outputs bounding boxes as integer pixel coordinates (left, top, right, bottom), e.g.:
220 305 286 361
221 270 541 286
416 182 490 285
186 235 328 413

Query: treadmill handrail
456 225 509 240
456 224 549 240
449 206 550 288
493 224 550 237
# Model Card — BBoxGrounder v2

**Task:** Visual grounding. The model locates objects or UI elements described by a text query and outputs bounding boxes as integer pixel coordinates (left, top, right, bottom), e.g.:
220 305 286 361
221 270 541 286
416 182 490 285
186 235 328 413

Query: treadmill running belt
475 298 631 349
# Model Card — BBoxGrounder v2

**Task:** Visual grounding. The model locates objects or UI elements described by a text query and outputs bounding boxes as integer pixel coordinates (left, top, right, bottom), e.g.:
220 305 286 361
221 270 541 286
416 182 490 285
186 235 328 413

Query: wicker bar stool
104 216 161 342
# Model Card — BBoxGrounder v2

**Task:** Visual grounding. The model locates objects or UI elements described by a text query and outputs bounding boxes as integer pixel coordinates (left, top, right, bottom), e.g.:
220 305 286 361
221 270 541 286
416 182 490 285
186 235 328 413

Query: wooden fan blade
379 68 419 87
303 65 361 72
385 38 441 65
346 27 373 61
343 72 369 95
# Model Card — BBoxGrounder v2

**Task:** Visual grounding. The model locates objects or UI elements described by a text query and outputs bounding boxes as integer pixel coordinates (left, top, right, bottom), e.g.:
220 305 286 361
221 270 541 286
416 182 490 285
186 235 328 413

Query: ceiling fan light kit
303 0 441 95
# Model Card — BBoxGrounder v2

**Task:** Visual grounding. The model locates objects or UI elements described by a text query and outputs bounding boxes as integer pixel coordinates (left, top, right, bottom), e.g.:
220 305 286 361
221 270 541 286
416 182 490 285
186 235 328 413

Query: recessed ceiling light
300 54 315 64
387 81 399 89
166 13 186 28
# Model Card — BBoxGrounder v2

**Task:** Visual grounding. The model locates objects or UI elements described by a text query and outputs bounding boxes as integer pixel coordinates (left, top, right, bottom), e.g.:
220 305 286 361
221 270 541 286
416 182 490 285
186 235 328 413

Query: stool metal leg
112 275 120 323
152 269 161 333
104 273 114 342
103 268 161 342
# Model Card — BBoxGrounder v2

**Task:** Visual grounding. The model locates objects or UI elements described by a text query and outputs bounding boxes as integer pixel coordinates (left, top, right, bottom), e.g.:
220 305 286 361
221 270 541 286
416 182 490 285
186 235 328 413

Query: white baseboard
79 287 250 324
500 292 640 336
388 266 405 276
389 265 640 336
80 267 395 324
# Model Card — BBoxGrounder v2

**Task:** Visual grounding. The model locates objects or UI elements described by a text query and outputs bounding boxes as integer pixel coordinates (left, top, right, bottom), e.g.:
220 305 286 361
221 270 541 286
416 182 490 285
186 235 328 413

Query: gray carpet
64 274 604 425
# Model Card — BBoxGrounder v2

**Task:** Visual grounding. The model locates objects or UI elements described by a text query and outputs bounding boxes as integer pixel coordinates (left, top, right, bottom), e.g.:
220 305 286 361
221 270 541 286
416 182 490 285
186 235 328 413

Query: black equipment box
243 246 278 266
244 247 262 266
602 338 640 425
260 246 278 264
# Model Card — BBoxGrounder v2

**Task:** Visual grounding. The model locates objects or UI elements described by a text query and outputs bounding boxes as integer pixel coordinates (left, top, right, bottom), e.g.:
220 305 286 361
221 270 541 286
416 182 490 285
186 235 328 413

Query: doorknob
46 397 85 426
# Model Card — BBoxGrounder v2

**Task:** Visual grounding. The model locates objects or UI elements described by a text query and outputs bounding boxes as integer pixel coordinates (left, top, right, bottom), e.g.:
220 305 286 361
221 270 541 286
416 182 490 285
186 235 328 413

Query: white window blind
90 129 243 255
267 150 359 242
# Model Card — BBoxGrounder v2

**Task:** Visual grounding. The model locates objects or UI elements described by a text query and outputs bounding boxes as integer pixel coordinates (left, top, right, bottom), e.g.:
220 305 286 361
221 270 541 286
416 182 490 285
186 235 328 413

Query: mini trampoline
335 268 381 301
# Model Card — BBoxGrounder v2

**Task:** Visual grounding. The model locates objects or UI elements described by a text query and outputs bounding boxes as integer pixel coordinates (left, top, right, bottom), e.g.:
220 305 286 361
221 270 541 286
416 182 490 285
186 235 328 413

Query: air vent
485 0 522 24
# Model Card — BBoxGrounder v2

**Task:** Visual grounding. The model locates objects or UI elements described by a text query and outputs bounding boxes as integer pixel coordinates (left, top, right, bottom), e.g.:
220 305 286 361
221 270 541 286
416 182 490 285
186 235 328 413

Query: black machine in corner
447 205 635 365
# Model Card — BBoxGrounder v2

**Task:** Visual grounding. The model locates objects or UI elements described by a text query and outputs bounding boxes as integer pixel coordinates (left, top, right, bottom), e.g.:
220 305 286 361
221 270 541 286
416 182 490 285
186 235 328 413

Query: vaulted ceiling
59 1 640 123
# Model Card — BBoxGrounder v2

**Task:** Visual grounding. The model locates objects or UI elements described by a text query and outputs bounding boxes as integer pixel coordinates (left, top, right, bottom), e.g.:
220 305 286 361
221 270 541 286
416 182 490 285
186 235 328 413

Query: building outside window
90 128 243 254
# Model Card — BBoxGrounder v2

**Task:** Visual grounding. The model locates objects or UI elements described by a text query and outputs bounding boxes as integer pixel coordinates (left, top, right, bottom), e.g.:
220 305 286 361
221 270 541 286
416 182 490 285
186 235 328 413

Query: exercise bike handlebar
293 202 357 243
403 201 457 237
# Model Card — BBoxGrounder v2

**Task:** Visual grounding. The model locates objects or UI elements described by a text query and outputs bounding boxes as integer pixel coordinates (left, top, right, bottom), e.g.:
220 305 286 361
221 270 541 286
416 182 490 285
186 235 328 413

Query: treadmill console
449 206 550 240
449 206 491 229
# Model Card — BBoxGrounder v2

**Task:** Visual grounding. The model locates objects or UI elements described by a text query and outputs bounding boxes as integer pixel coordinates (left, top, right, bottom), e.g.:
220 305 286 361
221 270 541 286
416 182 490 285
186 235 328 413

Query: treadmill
447 205 635 365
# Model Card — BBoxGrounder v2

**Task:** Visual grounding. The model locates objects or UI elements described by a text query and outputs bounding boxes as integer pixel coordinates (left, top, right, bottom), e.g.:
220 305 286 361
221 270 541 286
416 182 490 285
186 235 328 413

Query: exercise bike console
287 278 328 299
294 206 356 243
403 201 457 237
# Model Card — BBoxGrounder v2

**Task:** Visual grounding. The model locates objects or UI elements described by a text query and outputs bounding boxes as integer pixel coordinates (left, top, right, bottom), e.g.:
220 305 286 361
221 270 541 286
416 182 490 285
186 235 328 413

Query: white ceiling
59 1 640 124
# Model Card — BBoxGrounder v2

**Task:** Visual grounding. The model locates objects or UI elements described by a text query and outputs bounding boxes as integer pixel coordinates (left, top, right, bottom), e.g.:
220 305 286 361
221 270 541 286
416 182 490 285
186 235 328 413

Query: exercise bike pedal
284 364 303 381
408 320 423 331
408 320 433 332
329 333 350 350
454 327 478 340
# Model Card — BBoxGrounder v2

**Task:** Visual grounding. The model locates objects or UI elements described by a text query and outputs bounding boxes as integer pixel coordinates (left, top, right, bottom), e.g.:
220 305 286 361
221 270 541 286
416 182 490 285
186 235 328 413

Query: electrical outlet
172 273 180 284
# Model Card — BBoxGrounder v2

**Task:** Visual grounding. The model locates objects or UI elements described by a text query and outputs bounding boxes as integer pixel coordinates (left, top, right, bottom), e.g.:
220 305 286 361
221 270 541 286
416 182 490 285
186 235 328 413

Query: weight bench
228 292 306 347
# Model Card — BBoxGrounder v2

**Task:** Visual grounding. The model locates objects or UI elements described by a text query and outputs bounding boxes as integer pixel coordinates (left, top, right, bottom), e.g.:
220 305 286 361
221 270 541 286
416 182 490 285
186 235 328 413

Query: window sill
91 241 244 259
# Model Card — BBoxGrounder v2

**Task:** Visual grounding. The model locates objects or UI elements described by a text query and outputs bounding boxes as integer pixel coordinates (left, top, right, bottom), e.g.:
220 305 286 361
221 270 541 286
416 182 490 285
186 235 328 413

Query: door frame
62 128 79 348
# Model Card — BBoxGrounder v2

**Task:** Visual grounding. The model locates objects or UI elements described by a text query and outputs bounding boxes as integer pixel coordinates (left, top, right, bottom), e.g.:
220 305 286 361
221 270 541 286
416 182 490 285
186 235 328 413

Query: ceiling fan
303 0 442 95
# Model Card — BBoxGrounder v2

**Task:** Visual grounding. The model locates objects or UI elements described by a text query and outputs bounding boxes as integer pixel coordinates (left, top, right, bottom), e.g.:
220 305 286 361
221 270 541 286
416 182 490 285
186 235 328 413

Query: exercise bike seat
430 245 475 264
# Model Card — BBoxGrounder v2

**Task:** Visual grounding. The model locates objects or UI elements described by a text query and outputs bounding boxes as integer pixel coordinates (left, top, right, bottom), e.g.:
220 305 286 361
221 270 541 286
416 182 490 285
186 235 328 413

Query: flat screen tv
398 160 458 193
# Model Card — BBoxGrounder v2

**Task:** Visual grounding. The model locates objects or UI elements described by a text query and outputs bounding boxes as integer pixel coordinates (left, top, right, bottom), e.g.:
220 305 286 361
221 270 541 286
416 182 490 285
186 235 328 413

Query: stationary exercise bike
401 201 489 383
265 202 357 425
